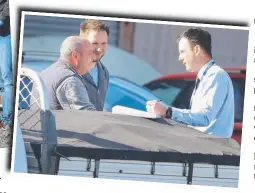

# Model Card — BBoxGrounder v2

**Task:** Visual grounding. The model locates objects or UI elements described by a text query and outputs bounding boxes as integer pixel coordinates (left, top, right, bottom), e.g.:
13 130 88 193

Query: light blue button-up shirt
171 60 235 138
89 64 98 86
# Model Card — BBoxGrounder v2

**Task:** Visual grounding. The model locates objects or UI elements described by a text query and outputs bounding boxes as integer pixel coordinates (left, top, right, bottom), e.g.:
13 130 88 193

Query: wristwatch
165 107 172 119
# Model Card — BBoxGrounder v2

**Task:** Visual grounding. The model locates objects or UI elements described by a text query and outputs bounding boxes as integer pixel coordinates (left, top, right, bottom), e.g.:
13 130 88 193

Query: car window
172 81 195 109
104 76 161 112
144 79 195 107
104 82 149 112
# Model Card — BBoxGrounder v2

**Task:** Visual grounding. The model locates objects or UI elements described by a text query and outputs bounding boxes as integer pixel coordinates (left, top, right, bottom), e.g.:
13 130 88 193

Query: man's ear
194 44 201 56
73 52 79 59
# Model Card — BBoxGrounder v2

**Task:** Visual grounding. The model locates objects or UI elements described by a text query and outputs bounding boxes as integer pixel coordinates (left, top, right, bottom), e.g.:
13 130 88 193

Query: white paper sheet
112 105 161 119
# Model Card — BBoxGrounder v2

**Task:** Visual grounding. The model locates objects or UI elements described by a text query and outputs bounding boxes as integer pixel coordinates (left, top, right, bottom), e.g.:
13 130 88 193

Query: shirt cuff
171 107 184 122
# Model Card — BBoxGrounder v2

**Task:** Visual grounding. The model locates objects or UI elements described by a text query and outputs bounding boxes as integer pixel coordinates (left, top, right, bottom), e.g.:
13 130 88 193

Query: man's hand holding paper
146 100 168 117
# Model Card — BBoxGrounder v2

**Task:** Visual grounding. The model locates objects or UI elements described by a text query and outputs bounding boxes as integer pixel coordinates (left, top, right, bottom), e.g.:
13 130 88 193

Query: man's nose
96 47 102 52
179 55 183 62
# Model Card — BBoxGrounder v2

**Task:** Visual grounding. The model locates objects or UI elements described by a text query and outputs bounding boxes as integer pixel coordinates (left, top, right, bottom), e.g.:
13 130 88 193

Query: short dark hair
80 19 110 36
177 28 212 57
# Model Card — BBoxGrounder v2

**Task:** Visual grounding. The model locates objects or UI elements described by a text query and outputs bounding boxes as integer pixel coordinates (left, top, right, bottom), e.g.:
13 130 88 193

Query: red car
143 67 246 144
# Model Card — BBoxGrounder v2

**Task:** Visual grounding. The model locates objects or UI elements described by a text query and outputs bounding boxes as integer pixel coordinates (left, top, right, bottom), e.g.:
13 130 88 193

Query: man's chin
185 66 196 72
185 66 191 72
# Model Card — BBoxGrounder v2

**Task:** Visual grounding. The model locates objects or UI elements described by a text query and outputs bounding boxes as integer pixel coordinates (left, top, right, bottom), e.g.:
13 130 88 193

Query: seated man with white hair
40 36 97 110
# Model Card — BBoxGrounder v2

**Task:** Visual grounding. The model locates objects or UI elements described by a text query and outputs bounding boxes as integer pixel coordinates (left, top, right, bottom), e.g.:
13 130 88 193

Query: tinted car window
172 81 195 109
144 79 195 107
232 78 245 122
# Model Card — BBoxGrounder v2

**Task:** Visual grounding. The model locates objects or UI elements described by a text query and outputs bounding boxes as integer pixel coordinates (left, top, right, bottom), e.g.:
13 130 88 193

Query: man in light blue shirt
89 64 99 86
146 28 234 138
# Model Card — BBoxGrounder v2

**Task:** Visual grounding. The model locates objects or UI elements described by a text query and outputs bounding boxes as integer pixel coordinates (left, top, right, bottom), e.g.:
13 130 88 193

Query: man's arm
170 73 229 128
56 76 97 110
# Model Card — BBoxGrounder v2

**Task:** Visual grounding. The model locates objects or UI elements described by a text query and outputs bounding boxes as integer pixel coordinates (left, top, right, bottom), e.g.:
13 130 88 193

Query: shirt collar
197 59 214 80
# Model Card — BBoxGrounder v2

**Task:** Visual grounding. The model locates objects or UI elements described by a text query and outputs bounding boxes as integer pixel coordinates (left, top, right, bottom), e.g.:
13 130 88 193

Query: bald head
60 36 95 74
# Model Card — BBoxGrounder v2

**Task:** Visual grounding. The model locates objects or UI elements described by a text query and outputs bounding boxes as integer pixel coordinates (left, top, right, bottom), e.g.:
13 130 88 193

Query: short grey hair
60 36 85 58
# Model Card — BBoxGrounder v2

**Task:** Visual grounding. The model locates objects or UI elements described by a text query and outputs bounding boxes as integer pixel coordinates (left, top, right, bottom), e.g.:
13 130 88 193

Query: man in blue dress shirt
146 28 234 138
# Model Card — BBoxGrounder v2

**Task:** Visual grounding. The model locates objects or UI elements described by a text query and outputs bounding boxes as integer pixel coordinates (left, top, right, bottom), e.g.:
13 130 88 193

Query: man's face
82 30 108 63
178 37 198 72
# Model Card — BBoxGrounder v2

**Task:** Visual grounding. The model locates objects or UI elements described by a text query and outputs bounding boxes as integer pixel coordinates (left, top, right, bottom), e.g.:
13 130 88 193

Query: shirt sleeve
56 76 97 111
171 72 229 128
